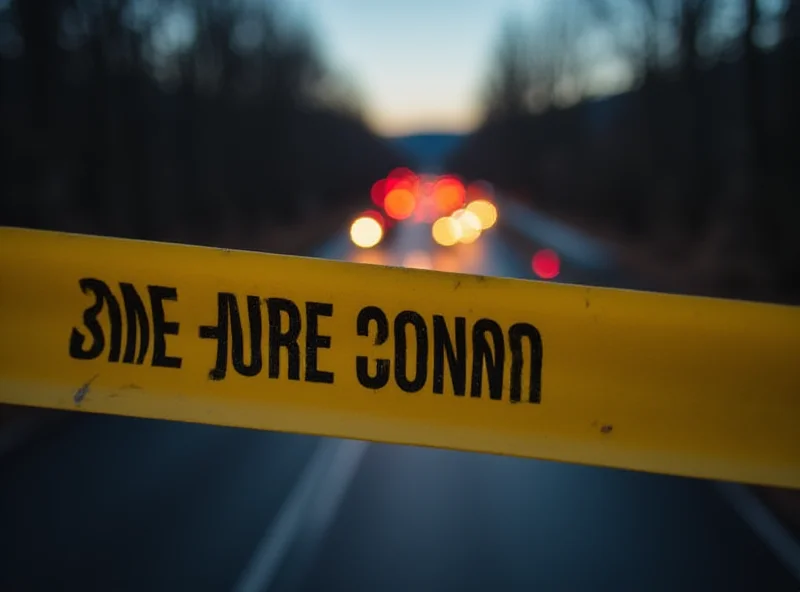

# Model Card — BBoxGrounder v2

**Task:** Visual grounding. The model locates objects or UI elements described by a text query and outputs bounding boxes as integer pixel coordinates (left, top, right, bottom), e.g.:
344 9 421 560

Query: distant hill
389 133 466 173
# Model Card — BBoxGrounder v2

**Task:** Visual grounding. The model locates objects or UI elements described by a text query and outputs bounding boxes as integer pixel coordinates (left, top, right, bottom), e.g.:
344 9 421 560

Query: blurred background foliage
0 0 409 251
450 0 800 303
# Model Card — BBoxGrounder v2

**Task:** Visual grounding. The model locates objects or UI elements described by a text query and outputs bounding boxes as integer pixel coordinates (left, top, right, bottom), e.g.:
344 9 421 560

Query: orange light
432 177 465 215
350 216 383 248
532 249 560 279
384 188 416 220
466 199 498 230
432 216 462 246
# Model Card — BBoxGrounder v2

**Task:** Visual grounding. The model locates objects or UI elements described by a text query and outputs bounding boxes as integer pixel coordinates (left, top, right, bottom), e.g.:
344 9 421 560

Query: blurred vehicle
350 170 500 252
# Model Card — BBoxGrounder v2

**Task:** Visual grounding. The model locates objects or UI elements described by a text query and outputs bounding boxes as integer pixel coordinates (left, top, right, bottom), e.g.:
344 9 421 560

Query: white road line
716 482 800 581
233 439 368 592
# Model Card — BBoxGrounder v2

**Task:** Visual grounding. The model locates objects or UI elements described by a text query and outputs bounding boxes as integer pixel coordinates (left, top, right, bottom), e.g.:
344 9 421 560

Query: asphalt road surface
0 215 796 591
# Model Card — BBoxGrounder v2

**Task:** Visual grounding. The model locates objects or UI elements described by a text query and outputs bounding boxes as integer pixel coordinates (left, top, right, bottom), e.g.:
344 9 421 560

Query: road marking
233 439 368 592
716 483 800 581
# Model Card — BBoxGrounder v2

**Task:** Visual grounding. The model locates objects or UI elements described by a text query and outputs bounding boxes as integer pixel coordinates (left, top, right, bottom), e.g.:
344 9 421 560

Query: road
0 214 796 591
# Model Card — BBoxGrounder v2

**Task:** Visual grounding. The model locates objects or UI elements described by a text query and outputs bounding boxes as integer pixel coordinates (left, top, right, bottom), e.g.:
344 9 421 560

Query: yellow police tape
1 226 798 487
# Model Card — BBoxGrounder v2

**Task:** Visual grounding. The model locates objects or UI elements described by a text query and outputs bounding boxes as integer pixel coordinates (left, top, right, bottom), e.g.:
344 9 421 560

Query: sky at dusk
289 0 543 136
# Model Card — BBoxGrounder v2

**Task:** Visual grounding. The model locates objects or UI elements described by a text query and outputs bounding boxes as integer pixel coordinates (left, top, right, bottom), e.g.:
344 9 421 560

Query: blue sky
289 0 541 136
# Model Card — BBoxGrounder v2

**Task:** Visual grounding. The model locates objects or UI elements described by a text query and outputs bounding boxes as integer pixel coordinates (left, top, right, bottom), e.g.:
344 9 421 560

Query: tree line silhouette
0 0 407 250
449 0 800 303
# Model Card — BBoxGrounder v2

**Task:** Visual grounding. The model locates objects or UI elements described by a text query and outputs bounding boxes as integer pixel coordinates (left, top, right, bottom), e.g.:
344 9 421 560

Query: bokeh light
414 197 440 224
350 215 383 248
384 188 416 220
466 199 498 230
432 216 462 246
370 179 387 208
532 249 561 279
361 208 386 229
388 167 415 181
453 209 482 244
385 168 418 194
432 176 465 215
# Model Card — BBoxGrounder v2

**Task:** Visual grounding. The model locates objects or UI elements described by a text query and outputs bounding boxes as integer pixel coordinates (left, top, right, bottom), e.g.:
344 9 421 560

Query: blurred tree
0 0 406 248
483 17 533 119
451 0 800 303
13 0 61 130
